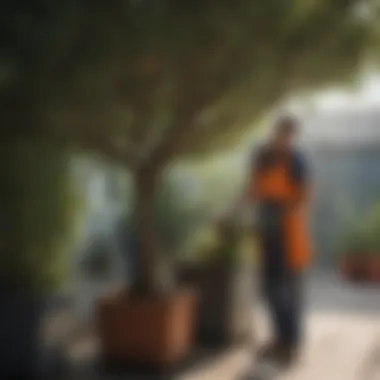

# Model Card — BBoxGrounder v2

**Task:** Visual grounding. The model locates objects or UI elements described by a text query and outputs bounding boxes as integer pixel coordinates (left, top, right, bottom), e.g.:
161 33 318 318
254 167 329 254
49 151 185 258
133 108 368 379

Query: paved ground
271 274 380 380
66 272 380 380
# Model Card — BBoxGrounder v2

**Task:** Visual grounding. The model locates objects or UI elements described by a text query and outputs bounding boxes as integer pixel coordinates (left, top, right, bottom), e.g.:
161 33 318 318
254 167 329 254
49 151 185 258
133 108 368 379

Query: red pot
340 254 366 282
367 256 380 283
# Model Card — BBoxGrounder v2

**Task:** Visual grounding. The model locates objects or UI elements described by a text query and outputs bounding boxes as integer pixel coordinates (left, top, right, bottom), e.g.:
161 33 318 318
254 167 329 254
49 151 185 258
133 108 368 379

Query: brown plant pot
96 288 197 370
340 254 367 282
367 256 380 283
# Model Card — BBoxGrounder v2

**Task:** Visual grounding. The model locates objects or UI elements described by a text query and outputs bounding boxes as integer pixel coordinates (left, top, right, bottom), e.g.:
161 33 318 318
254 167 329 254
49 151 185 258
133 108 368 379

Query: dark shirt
253 145 309 187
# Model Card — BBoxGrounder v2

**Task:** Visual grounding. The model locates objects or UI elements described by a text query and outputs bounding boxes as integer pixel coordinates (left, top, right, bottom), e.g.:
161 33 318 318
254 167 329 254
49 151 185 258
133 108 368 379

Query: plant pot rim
99 286 197 304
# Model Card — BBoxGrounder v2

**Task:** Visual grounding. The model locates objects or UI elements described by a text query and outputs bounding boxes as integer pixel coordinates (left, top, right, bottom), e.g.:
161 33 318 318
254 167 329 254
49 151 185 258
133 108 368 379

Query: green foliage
341 199 380 257
153 177 207 256
2 1 379 293
0 140 84 292
154 170 251 262
0 1 378 166
123 174 209 258
196 218 254 266
341 226 372 256
364 203 380 253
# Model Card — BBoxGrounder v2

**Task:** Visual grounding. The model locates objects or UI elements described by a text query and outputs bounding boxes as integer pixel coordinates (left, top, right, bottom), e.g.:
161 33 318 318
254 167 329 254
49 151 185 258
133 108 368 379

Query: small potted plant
339 227 371 282
184 217 255 347
367 251 380 283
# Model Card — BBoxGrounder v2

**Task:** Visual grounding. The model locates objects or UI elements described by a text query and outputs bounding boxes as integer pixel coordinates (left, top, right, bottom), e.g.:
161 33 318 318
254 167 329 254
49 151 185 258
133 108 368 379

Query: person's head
270 115 299 150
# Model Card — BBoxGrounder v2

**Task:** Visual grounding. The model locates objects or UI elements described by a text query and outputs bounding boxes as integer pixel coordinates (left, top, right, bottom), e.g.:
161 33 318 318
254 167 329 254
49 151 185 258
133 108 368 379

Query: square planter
96 288 197 369
181 262 255 346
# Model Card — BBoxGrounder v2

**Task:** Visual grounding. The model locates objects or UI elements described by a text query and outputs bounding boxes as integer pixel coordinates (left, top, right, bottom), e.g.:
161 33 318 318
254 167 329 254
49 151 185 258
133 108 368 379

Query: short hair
274 115 299 136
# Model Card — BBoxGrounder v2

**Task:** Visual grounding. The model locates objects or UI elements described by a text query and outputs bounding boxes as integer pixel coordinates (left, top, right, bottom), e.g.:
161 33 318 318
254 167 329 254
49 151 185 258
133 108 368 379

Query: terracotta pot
340 254 366 282
96 288 197 369
367 256 380 283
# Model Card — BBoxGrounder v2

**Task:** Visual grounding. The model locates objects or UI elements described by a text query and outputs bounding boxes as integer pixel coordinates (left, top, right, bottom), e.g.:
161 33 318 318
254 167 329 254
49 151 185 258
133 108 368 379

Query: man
243 115 312 365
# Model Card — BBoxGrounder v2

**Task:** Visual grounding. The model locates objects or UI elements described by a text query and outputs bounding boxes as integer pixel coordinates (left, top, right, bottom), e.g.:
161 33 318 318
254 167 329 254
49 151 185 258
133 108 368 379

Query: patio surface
65 272 380 380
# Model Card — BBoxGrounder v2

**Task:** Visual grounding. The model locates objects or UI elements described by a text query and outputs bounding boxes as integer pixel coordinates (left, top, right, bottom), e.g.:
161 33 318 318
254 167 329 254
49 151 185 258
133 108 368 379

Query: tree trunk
133 167 163 296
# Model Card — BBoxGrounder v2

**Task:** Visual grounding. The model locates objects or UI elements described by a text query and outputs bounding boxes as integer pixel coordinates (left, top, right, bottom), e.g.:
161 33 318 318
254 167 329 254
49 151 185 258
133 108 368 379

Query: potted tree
0 140 83 378
97 177 204 369
339 226 372 282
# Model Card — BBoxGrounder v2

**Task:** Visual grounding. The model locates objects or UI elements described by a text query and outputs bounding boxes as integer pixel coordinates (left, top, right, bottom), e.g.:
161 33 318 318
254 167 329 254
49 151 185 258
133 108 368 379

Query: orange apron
252 157 310 270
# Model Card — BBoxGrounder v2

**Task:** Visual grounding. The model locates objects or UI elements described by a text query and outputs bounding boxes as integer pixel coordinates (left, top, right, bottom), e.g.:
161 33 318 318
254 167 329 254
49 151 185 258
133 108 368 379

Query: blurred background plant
339 198 380 258
0 140 84 293
153 177 208 258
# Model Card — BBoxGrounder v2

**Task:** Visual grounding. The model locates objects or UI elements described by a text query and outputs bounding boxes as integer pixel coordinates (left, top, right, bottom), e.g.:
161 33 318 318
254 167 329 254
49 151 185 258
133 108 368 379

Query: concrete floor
273 273 380 380
67 272 380 380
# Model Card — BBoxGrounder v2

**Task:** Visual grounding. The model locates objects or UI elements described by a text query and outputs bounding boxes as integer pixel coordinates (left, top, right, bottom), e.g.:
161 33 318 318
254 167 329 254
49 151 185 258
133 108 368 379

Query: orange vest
252 156 311 270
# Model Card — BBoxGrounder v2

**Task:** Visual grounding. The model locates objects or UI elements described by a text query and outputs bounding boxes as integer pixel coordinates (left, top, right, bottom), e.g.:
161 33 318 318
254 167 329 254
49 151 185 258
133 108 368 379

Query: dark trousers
259 213 304 349
262 265 303 348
